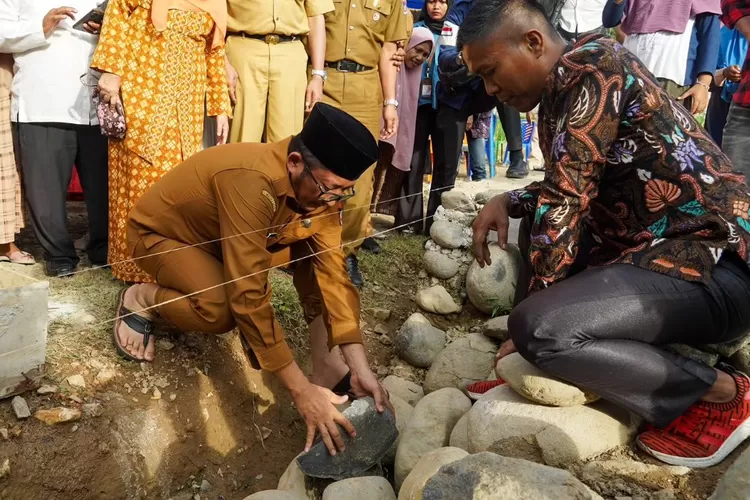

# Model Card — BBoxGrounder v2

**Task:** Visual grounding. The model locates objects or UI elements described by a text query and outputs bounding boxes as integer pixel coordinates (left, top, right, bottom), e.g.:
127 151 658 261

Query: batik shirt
508 36 750 293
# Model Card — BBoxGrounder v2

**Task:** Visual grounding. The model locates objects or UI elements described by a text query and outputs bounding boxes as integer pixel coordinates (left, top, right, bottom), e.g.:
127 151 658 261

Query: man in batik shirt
459 0 750 468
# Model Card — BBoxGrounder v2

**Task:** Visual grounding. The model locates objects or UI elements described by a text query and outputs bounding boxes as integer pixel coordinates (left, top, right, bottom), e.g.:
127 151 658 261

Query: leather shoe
506 150 529 179
45 261 75 278
346 254 364 288
361 237 382 254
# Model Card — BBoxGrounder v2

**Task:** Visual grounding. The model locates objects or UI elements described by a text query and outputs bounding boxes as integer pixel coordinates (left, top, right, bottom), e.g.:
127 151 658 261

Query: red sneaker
465 378 506 401
636 369 750 468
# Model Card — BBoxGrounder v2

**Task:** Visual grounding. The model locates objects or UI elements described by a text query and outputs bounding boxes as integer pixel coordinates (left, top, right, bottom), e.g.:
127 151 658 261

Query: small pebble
374 324 389 335
152 388 162 400
66 374 86 389
37 385 58 395
157 339 175 351
170 394 177 401
69 395 83 404
140 387 149 395
0 458 9 480
379 336 393 346
71 424 79 432
11 396 31 419
0 428 8 440
255 474 263 480
200 479 212 492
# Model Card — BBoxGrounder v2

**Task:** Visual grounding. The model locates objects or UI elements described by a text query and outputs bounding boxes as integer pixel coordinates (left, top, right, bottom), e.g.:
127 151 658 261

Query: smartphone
72 1 108 31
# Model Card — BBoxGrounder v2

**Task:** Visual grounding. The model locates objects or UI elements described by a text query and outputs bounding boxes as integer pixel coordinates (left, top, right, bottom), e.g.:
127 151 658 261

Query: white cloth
558 0 608 34
623 17 695 86
0 0 100 125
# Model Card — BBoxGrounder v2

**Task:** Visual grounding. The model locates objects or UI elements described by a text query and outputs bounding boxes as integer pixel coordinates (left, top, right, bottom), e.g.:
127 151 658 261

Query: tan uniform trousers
322 69 382 255
227 37 309 143
128 231 323 338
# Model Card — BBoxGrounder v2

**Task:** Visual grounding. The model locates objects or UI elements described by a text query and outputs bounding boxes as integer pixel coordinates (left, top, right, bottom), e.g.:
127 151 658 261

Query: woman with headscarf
394 0 452 234
371 27 434 218
91 0 232 283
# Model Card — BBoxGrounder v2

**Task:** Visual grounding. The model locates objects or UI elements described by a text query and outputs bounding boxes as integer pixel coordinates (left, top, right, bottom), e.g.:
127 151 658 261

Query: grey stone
423 334 497 393
381 376 424 406
422 452 603 500
423 251 460 280
394 388 471 490
482 315 509 341
440 191 475 213
430 220 465 250
82 403 104 418
667 344 720 367
580 459 690 495
731 344 750 373
415 286 461 315
497 353 599 407
394 313 446 369
399 447 468 500
371 308 392 321
11 396 30 419
465 386 638 467
448 413 469 451
37 385 58 395
66 374 86 389
383 394 414 466
466 243 521 315
243 492 304 500
709 445 750 499
277 454 315 500
475 190 504 205
322 477 395 500
200 480 212 492
297 397 398 480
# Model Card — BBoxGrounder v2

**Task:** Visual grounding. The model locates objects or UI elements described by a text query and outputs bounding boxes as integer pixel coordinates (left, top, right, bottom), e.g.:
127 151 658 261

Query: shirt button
302 219 312 228
349 25 354 30
352 3 356 6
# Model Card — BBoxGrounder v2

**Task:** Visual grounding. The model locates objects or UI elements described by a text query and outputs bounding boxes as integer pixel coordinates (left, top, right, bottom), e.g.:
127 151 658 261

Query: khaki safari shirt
228 0 336 36
325 0 410 67
128 139 362 372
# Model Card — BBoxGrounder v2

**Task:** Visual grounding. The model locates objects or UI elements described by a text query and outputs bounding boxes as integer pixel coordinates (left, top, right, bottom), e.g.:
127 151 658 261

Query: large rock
277 455 315 500
448 413 469 451
466 243 521 315
414 286 461 315
423 334 497 393
384 395 414 466
394 388 471 490
422 452 603 500
322 477 396 500
440 191 475 213
730 343 750 374
243 492 304 500
398 447 468 500
394 313 446 369
497 353 599 407
382 376 424 406
465 385 637 467
430 220 465 250
423 251 460 280
482 315 509 341
475 190 503 205
710 445 750 499
298 398 398 480
580 459 690 498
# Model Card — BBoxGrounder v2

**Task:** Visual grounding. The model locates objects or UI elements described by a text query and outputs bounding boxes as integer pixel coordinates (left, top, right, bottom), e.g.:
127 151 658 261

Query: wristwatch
455 52 465 67
383 99 399 108
311 69 328 81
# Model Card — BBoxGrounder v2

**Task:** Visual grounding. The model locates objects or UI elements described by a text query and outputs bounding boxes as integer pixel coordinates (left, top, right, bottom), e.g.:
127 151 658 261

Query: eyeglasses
304 163 356 203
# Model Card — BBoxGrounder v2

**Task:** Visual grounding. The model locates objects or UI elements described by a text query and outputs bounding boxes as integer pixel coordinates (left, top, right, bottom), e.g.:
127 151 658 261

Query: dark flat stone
297 397 398 480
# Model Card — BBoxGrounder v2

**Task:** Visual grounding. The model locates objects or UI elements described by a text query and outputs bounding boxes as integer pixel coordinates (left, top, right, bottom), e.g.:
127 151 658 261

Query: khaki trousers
227 37 309 143
322 69 382 255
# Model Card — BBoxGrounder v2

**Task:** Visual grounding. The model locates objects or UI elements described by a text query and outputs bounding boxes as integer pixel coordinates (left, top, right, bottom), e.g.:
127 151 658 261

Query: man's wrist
340 343 370 374
276 361 311 398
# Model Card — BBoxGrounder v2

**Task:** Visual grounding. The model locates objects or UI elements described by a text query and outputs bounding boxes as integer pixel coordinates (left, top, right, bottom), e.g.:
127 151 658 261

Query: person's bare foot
116 284 157 361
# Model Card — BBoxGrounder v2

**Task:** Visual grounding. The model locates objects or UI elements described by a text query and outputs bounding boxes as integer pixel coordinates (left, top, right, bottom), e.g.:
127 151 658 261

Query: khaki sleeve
213 170 293 372
384 0 409 44
305 0 335 17
309 210 363 348
90 0 138 75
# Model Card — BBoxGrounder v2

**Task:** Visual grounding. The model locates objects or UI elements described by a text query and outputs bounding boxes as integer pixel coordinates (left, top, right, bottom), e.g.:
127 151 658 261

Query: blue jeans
723 102 750 183
468 135 488 180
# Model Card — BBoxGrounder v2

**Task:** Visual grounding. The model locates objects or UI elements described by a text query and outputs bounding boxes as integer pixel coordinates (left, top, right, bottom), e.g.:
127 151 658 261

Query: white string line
92 196 477 331
0 264 43 283
66 183 461 277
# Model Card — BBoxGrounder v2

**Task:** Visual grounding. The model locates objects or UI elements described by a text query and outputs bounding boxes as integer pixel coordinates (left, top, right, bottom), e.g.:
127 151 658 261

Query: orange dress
91 0 231 282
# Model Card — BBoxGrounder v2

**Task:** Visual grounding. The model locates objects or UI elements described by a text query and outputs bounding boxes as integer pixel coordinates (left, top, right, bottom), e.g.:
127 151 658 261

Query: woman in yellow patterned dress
91 0 232 282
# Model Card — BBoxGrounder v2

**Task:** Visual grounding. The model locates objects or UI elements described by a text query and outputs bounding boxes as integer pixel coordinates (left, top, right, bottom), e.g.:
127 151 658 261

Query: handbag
80 73 126 139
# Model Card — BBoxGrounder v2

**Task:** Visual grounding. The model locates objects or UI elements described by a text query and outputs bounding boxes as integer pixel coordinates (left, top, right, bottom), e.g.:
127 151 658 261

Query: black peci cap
299 103 379 181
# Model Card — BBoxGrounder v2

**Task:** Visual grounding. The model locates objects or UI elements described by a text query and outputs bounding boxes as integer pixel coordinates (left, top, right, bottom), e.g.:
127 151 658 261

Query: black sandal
112 289 154 362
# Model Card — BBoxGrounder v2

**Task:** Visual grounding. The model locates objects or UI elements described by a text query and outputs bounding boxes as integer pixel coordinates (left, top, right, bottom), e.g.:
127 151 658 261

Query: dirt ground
0 201 745 500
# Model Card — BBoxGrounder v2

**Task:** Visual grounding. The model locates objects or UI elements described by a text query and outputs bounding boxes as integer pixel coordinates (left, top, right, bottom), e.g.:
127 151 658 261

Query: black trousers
496 102 523 152
13 122 108 267
510 216 750 426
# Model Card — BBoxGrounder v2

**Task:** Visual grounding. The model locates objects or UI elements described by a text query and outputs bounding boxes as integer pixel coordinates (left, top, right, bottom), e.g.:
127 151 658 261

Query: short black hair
289 134 323 169
457 0 558 49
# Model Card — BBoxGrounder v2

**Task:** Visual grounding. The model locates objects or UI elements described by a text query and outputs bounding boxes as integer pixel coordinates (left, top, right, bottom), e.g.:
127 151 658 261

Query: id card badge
421 78 432 98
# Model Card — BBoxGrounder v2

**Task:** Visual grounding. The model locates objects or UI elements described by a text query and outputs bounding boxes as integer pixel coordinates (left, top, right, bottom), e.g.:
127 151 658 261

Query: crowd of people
3 0 750 471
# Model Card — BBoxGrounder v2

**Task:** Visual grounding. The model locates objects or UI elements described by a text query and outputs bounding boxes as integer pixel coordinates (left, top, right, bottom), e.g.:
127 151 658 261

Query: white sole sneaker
636 417 750 469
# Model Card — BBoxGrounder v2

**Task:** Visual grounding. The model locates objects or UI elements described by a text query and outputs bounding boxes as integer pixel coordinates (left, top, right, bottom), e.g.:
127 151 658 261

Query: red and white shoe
465 378 506 401
636 369 750 468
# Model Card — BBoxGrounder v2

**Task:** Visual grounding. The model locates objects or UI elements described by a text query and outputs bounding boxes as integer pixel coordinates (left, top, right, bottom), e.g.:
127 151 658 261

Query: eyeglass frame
303 161 356 203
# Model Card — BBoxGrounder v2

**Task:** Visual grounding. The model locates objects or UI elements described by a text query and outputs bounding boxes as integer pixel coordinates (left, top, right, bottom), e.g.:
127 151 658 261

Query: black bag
537 0 566 26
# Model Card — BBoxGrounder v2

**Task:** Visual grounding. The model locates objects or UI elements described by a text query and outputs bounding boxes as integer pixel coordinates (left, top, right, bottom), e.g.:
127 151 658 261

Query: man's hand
43 7 77 37
216 114 229 145
724 65 742 83
225 57 239 105
381 104 398 139
678 83 709 115
292 383 357 455
83 21 101 34
350 368 394 414
472 193 511 267
98 72 123 114
392 43 406 72
495 339 517 373
305 75 324 113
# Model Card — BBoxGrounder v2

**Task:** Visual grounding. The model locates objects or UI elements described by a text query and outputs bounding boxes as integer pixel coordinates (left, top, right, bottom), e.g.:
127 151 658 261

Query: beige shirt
228 0 335 36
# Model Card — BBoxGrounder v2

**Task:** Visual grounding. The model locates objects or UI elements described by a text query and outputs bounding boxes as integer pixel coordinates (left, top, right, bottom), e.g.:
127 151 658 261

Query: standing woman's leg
396 105 431 232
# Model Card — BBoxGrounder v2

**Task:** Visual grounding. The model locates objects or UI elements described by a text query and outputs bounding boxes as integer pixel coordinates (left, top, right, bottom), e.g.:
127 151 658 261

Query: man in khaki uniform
111 104 390 455
321 0 410 286
226 0 334 143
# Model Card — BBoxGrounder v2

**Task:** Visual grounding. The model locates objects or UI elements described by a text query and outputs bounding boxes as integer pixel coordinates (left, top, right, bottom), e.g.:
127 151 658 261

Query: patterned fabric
469 111 491 139
507 36 750 293
0 56 23 245
721 0 750 106
91 4 232 282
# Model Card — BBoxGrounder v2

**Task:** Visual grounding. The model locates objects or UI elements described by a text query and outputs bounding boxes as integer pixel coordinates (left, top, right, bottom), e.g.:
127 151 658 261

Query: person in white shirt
556 0 608 41
0 0 108 277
